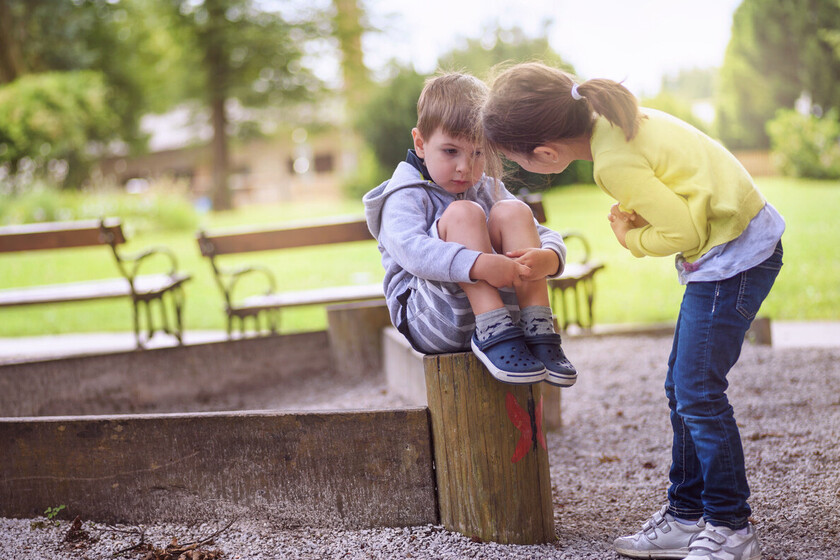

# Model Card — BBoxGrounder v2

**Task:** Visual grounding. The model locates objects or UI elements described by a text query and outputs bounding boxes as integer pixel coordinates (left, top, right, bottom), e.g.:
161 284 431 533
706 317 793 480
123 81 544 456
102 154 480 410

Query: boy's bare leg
488 200 551 307
437 200 506 314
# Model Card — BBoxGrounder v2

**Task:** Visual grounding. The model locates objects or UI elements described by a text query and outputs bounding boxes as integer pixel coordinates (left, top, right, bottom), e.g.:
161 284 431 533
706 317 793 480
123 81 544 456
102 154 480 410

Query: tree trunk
210 91 231 211
205 0 232 211
0 0 23 84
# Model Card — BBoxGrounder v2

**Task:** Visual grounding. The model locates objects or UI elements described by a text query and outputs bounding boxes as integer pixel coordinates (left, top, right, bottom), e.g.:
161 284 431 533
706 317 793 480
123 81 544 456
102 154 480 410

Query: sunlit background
1 0 839 337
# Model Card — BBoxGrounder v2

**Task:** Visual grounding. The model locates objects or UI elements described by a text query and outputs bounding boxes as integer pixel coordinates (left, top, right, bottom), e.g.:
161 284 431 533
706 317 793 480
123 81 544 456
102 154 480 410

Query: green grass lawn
1 177 837 337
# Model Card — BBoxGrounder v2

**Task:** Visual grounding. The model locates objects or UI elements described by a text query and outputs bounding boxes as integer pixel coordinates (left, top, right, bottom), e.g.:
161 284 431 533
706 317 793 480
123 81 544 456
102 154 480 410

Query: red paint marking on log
506 392 532 463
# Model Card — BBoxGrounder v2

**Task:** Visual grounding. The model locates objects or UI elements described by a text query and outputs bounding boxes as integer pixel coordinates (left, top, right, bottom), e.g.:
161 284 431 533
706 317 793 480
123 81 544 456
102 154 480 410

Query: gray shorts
399 219 520 354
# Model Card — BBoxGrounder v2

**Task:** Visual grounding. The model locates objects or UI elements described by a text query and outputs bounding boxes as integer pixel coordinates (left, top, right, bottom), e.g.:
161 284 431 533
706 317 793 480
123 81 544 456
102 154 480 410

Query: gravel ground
2 333 839 559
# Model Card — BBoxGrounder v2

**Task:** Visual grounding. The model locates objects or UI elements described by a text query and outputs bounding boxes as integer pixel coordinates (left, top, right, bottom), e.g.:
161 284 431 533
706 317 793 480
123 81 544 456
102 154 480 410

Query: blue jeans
665 241 783 530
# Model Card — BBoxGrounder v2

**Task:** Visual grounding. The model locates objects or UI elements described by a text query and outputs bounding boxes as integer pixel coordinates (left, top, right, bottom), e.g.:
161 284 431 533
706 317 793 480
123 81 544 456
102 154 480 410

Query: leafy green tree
716 0 840 149
0 71 121 190
0 0 191 186
660 67 717 101
439 25 585 192
437 24 573 80
767 108 840 179
354 63 426 176
171 0 322 210
641 91 712 136
355 25 588 194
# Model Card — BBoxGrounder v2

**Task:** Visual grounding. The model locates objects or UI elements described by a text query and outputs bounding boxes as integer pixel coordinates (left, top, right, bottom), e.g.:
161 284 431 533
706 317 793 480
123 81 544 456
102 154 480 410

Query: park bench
548 230 605 332
0 218 190 347
197 215 384 337
196 196 605 338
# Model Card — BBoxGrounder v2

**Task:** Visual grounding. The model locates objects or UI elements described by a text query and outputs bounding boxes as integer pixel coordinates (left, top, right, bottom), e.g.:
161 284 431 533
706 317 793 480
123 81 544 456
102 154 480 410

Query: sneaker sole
544 372 577 387
471 338 546 385
613 545 690 559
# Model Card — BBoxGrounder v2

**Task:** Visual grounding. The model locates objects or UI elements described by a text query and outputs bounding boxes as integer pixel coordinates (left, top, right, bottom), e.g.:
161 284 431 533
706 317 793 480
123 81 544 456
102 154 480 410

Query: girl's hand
470 253 531 288
608 203 649 227
506 248 559 281
608 203 648 248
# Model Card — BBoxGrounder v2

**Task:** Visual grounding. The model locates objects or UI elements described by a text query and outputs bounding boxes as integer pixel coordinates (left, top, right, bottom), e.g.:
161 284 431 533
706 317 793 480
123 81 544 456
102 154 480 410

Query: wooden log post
327 300 391 379
424 352 556 544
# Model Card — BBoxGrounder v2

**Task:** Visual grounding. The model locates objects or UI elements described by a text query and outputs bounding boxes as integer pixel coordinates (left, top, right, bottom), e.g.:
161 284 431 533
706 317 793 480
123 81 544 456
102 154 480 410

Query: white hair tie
570 83 584 101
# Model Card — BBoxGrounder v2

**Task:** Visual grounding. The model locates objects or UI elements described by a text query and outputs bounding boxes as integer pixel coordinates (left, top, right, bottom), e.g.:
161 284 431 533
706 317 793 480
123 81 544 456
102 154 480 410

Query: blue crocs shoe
470 327 546 384
525 333 577 387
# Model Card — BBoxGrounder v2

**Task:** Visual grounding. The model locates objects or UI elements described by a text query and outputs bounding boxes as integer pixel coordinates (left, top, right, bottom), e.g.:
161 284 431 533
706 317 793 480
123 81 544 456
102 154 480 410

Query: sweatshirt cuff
450 248 482 283
624 229 646 258
542 243 566 278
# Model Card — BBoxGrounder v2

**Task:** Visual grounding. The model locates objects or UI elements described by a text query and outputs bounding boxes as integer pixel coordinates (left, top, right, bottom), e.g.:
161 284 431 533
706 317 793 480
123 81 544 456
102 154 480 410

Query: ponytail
575 78 642 141
482 62 643 156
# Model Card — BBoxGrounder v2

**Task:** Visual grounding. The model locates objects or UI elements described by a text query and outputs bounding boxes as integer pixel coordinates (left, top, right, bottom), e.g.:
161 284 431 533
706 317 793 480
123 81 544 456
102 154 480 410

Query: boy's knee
490 199 533 223
439 200 487 233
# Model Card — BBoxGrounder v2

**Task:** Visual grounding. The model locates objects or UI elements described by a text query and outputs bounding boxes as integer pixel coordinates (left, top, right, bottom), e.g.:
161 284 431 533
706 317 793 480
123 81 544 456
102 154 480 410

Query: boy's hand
470 253 531 288
506 248 559 281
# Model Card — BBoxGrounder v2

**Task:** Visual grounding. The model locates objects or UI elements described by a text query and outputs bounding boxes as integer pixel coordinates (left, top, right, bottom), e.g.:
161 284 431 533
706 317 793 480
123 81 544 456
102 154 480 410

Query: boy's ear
532 145 560 163
411 128 425 157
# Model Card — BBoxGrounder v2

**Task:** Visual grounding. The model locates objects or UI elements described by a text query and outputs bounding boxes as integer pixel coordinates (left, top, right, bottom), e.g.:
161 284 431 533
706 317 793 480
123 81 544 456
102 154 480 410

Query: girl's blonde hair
481 62 643 156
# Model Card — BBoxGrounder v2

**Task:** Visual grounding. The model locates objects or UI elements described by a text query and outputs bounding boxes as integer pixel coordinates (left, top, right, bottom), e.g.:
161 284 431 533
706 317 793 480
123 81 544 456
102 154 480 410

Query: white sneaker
684 523 762 560
614 505 706 559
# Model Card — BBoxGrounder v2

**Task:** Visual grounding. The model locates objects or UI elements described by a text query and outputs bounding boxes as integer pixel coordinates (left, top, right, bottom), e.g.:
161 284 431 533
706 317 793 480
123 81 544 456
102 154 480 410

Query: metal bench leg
170 286 185 344
583 278 596 329
131 298 145 349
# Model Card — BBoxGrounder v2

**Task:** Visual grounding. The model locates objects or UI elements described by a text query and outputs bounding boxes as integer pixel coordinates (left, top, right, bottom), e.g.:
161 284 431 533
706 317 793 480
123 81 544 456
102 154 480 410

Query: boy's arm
378 188 481 284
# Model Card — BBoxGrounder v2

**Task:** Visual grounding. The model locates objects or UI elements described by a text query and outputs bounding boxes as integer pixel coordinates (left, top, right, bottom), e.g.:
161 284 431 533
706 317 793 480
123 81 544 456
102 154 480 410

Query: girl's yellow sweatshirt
590 108 766 262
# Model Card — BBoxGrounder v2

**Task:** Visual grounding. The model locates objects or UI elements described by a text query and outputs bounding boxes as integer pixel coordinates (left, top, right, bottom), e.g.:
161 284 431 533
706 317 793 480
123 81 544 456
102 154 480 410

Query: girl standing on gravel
480 61 785 560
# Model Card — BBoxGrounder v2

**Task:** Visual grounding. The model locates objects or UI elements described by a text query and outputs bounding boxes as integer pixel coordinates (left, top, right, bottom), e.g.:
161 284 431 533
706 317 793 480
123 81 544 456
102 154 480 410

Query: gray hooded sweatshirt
363 160 567 332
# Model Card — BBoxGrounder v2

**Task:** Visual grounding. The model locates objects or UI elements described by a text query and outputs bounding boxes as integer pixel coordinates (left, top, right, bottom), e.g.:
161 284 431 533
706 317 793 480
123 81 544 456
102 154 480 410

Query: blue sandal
470 327 546 385
525 333 577 387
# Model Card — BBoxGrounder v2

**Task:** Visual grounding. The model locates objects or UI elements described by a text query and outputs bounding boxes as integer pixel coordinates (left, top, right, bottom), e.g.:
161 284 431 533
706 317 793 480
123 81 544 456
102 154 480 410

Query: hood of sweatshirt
363 151 483 239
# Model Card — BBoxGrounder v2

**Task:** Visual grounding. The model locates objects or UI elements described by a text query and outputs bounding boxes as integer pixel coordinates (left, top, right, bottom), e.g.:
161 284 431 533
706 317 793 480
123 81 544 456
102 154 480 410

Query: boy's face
412 128 485 194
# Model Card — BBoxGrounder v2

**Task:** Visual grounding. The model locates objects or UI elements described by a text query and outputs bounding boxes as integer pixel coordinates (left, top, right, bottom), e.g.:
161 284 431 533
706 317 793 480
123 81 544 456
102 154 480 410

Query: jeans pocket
756 242 784 272
735 245 783 320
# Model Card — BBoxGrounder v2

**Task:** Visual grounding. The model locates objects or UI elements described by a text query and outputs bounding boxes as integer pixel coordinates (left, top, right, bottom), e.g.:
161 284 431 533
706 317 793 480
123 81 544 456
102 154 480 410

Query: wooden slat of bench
235 283 384 313
0 219 125 253
200 217 373 256
549 262 605 291
0 274 188 307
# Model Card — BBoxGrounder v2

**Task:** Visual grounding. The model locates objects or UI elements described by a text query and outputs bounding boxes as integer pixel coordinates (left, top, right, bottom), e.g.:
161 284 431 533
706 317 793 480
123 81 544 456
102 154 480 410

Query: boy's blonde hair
416 72 488 142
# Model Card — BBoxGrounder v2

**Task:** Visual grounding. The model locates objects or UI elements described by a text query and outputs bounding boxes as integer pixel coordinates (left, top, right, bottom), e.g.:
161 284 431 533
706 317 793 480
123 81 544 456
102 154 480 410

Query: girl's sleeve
378 188 481 283
595 152 702 258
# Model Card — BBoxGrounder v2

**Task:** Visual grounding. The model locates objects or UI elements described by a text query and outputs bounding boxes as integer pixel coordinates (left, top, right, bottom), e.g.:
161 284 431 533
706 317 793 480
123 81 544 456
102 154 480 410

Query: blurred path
0 321 836 365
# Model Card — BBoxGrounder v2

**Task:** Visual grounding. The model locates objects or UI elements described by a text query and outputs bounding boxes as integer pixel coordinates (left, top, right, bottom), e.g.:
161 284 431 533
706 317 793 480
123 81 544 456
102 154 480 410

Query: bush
0 178 199 233
354 65 426 172
342 144 390 201
766 108 840 179
0 71 121 189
